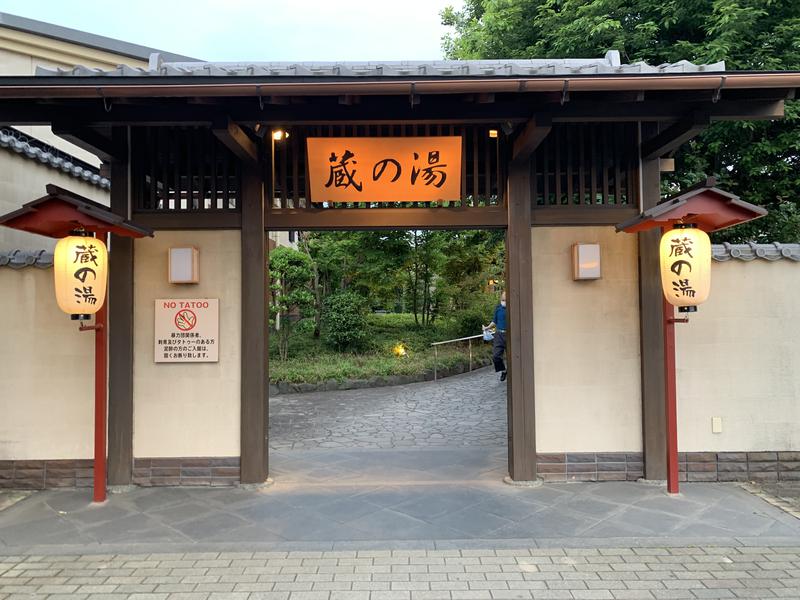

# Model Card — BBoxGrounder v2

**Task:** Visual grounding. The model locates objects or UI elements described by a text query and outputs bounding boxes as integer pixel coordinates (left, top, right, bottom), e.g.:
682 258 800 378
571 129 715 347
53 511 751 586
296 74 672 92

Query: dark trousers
492 331 506 372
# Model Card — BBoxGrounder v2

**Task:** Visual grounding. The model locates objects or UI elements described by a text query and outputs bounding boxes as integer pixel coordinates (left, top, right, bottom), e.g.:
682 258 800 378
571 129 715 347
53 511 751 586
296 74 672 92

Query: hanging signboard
154 299 219 363
306 136 462 203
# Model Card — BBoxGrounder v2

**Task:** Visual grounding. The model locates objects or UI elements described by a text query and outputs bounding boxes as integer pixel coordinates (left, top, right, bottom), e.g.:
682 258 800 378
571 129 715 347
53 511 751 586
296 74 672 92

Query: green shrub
454 295 498 338
292 317 317 335
321 291 370 351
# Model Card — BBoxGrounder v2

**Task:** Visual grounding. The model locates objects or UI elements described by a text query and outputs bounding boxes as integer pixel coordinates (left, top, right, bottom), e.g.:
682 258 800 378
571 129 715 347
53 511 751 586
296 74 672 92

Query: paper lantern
53 234 108 317
659 226 711 308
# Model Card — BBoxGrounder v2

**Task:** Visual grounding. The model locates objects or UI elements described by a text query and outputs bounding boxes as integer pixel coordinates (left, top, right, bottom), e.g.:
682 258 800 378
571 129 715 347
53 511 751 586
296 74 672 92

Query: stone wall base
133 457 240 487
3 452 798 488
536 452 644 482
680 452 800 482
0 459 93 489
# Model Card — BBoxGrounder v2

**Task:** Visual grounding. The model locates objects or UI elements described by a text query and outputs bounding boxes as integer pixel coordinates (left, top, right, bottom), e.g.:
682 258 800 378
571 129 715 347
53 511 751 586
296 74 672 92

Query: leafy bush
292 317 317 335
321 291 370 351
454 295 498 339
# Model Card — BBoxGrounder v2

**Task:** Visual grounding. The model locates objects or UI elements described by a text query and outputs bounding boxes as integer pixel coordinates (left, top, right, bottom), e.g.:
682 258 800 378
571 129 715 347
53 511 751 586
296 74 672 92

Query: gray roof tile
712 242 800 262
34 50 726 78
0 249 53 269
0 128 110 190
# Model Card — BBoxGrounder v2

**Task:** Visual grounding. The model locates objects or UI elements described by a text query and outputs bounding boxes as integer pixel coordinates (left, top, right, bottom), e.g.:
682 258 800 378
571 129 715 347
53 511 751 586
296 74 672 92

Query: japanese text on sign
659 227 711 308
154 299 219 363
306 137 462 203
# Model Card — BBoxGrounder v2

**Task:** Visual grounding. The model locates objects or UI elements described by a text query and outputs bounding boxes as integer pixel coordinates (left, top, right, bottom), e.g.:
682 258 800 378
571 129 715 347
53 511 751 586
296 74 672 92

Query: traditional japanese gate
124 119 641 483
0 56 795 488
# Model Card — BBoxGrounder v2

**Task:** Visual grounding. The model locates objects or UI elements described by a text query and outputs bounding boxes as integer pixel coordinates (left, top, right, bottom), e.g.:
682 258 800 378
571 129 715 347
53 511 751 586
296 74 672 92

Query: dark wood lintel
532 206 639 226
132 211 242 230
264 206 508 230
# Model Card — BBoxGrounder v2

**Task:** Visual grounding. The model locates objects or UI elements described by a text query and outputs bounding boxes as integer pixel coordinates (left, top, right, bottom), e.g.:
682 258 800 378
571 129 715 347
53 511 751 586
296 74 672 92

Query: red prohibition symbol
174 308 197 331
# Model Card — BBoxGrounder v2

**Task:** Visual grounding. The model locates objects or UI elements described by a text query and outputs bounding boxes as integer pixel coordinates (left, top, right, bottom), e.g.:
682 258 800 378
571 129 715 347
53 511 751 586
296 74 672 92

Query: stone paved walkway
269 367 507 451
4 368 800 598
2 545 800 599
2 458 799 549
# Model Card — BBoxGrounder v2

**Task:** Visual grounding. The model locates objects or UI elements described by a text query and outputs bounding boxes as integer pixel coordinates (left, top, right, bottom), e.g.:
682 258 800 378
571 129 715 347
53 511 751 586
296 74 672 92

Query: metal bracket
97 89 113 113
561 80 570 106
668 318 690 324
79 322 104 332
257 85 265 110
712 76 727 103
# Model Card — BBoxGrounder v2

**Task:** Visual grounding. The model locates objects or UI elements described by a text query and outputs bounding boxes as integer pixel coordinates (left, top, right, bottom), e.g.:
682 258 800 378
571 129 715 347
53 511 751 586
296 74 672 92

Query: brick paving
2 545 800 599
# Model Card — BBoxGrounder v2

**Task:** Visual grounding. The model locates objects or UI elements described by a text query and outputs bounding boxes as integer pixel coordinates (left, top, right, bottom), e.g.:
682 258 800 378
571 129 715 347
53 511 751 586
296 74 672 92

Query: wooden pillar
506 161 537 481
638 124 668 480
107 127 134 486
240 163 269 483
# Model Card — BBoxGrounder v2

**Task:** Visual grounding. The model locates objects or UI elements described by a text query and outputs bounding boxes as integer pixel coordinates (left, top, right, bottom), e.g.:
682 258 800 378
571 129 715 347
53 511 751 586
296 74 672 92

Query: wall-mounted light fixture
572 243 601 280
169 247 199 284
272 129 289 141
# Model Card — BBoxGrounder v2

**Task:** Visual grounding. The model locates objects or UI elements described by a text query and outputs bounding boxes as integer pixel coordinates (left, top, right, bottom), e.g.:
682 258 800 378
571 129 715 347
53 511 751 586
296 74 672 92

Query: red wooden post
663 276 680 495
93 298 108 502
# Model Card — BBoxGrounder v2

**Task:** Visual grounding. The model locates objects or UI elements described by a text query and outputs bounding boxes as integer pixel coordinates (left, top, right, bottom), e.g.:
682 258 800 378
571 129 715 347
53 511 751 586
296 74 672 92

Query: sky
0 0 464 62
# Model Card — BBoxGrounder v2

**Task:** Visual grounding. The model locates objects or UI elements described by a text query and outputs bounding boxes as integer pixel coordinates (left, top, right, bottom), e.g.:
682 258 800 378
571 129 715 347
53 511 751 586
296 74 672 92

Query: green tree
321 291 370 351
442 0 800 242
269 246 315 361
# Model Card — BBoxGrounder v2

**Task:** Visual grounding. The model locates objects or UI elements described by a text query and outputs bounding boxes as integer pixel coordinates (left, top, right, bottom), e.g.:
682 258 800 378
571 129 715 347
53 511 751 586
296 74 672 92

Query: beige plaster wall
676 259 800 451
0 149 109 250
133 230 241 458
0 267 94 459
533 226 642 452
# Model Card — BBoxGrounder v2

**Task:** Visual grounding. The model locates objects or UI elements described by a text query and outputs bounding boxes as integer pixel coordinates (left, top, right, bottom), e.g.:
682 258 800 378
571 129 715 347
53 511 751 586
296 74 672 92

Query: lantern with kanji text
53 232 108 319
659 224 711 311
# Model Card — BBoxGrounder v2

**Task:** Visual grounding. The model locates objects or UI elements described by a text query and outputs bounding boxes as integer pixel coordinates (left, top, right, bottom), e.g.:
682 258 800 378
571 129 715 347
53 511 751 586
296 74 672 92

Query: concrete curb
270 358 493 395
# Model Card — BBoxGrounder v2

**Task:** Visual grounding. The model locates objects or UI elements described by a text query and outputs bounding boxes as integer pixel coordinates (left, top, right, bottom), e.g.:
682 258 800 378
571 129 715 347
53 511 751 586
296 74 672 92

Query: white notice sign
154 299 219 363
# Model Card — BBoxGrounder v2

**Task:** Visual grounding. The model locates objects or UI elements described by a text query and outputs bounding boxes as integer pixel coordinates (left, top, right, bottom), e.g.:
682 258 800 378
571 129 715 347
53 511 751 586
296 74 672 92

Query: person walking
484 291 507 381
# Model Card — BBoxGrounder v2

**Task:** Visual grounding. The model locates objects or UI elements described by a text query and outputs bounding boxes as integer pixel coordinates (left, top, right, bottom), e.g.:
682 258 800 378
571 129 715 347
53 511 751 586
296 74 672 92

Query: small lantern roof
615 177 767 234
0 184 153 239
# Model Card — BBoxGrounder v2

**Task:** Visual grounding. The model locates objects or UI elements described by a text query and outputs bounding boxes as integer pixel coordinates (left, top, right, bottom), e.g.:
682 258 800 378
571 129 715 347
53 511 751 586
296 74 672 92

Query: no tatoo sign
154 299 219 363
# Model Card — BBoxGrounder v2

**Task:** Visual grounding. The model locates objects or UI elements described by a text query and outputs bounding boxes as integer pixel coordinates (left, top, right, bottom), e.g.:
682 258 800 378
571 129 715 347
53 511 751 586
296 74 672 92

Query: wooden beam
641 113 710 159
531 206 639 226
506 161 537 482
543 99 784 123
107 127 134 486
638 124 668 481
213 118 259 165
52 124 126 162
132 211 242 230
240 163 269 484
264 206 507 231
511 117 551 166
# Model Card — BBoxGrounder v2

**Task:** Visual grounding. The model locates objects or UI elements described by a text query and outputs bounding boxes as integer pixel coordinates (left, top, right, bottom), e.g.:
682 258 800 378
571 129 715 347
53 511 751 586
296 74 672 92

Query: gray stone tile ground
269 366 507 450
3 368 800 597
